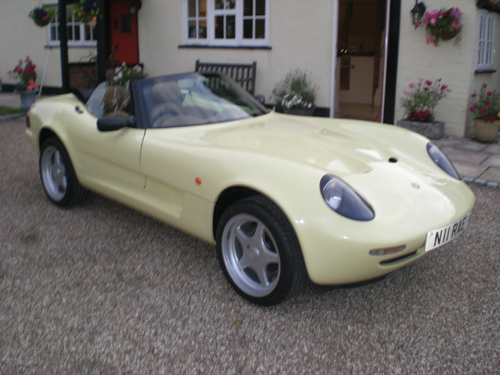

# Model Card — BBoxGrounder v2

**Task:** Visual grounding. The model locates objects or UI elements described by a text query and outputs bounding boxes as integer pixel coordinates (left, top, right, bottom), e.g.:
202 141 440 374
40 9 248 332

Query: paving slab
483 144 500 155
455 140 489 152
481 154 500 168
441 146 491 164
478 166 500 183
453 162 489 179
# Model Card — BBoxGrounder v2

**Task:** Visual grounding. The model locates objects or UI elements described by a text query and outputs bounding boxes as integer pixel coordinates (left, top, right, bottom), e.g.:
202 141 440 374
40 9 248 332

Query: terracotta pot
474 119 499 142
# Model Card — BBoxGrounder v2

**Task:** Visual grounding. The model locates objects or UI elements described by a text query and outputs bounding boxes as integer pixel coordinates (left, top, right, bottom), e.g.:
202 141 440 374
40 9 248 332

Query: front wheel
39 137 88 207
216 196 307 306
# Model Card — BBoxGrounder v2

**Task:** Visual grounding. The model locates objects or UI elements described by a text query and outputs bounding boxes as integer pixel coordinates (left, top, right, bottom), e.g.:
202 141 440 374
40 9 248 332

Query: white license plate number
425 213 470 252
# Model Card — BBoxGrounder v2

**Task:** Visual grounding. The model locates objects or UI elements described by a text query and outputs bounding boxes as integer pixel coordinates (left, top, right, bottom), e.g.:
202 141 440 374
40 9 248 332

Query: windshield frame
131 72 268 129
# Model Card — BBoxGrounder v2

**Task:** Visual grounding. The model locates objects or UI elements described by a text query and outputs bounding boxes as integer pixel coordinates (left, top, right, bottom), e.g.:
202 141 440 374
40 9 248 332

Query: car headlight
320 174 375 221
427 142 460 180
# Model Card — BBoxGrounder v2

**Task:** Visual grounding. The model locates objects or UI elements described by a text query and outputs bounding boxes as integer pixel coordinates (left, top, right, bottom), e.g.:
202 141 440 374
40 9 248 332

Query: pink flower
481 109 487 115
487 91 493 96
441 85 448 91
486 100 491 106
26 80 38 91
409 83 415 89
482 83 488 88
471 93 477 98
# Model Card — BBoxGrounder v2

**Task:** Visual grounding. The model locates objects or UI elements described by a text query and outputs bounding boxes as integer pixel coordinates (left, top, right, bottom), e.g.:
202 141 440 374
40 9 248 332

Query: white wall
396 0 500 137
138 0 335 107
0 1 96 90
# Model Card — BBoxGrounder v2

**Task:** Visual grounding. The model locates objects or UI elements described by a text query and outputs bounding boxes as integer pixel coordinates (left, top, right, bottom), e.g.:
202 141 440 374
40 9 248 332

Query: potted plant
72 0 99 23
8 56 39 110
397 78 451 139
29 6 55 27
112 63 146 88
469 83 500 142
270 69 317 116
416 7 462 46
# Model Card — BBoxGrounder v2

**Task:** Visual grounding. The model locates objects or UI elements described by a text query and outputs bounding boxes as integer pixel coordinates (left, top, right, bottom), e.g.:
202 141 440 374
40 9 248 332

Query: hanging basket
75 13 97 23
33 17 52 27
437 28 459 41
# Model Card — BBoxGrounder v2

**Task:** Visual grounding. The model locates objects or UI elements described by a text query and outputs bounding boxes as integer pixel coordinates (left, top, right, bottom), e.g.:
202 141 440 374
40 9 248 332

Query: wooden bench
195 60 257 96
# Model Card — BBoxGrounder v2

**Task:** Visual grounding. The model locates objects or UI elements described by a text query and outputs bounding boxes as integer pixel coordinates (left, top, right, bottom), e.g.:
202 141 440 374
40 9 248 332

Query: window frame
477 10 495 71
47 5 98 48
183 0 269 47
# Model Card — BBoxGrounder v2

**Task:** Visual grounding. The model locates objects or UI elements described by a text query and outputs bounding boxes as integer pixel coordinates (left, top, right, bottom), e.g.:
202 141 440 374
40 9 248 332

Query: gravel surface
1 119 499 374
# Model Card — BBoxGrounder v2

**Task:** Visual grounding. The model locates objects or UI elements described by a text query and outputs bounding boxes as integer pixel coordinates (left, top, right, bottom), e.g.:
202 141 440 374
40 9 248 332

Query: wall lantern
130 0 142 15
410 0 426 25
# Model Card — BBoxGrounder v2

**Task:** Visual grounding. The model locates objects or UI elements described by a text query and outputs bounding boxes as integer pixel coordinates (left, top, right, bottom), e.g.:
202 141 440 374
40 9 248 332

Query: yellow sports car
26 72 475 306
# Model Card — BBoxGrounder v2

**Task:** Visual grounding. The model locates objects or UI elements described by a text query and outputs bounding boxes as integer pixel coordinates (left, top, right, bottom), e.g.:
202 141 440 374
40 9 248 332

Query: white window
48 5 98 47
477 10 495 70
184 0 269 46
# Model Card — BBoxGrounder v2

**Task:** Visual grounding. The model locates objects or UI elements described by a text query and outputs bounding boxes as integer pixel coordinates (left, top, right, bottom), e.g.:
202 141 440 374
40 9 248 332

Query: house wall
396 0 500 137
0 1 95 90
138 0 336 108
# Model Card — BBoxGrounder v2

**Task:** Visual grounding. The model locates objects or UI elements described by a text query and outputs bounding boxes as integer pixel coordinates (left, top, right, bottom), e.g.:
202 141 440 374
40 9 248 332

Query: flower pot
396 120 445 139
19 89 39 111
474 119 499 142
283 106 315 116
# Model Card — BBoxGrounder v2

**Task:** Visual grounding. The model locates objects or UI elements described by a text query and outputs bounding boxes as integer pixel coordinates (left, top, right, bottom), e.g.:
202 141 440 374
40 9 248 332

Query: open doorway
336 0 387 122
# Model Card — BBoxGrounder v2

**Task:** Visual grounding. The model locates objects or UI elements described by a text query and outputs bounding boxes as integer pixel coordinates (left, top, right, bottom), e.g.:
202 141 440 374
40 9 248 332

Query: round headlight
320 175 375 221
427 142 460 180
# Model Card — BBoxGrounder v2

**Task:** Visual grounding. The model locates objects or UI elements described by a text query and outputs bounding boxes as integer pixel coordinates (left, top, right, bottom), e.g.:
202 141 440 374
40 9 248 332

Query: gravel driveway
1 119 499 374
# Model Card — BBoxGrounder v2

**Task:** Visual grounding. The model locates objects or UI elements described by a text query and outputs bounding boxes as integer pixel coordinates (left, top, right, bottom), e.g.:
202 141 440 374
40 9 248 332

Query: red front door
110 0 139 64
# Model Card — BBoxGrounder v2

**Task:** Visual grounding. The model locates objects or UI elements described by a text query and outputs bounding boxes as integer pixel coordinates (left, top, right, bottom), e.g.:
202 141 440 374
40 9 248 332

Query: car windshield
137 72 268 128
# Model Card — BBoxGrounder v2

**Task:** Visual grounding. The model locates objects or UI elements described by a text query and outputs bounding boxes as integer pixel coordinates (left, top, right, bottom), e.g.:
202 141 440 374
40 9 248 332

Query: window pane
244 0 253 16
74 25 80 40
199 20 207 38
256 0 265 16
188 0 196 17
120 15 131 34
67 25 73 40
199 0 206 16
227 0 235 9
50 25 58 41
243 19 253 38
215 0 224 9
188 20 197 38
226 15 235 38
215 16 224 38
255 19 265 39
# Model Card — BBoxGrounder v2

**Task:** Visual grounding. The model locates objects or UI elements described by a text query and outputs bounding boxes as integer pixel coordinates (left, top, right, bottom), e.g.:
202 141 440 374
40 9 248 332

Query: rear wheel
39 138 88 207
216 196 307 306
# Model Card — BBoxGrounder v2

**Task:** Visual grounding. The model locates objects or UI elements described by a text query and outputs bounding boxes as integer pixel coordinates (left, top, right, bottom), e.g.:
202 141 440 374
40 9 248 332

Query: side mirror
97 115 136 132
255 94 265 105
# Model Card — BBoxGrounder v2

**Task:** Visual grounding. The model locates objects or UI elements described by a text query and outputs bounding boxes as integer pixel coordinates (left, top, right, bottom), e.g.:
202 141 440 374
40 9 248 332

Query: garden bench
194 60 257 96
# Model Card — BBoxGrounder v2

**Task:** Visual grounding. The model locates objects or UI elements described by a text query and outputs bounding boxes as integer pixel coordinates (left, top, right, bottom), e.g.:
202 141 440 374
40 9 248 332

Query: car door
67 84 146 202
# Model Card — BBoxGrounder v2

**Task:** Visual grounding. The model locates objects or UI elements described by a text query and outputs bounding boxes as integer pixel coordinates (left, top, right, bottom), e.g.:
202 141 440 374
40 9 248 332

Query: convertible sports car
26 72 475 306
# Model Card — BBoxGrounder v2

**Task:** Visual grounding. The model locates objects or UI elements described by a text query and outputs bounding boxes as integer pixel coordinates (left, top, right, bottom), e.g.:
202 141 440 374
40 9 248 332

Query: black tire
216 195 307 306
39 137 88 207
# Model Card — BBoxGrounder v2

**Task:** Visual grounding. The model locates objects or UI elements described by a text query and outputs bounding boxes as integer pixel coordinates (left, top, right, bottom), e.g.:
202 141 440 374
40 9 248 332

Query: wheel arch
39 128 61 153
213 186 261 239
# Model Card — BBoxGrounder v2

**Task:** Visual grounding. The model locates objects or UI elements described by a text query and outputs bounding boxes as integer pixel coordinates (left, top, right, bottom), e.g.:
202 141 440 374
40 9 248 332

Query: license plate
425 213 470 252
